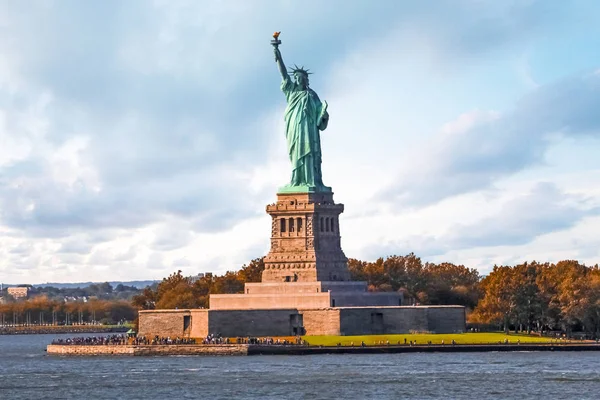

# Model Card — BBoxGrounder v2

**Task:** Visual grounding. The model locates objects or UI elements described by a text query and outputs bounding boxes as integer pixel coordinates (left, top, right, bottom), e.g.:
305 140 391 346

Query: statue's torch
271 31 281 61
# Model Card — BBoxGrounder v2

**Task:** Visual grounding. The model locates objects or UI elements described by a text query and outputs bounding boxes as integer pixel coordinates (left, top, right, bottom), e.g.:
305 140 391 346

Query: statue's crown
289 64 312 76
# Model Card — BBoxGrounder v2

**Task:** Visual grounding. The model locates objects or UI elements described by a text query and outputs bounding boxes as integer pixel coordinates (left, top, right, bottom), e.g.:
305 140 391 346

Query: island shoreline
46 343 600 356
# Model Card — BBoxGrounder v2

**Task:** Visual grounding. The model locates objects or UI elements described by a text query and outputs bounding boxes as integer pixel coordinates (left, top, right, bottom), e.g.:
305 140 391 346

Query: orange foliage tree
472 260 600 334
131 258 265 311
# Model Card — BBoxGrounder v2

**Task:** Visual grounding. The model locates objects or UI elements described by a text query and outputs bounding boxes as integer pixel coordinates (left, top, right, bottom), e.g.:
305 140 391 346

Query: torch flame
273 31 281 39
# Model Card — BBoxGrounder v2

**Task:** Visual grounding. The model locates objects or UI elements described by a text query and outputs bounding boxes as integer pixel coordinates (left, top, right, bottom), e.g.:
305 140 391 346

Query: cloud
360 236 447 260
172 257 192 268
112 246 140 262
384 71 600 206
146 252 167 271
0 0 410 239
446 182 600 248
8 243 35 256
59 237 97 255
362 182 600 261
151 222 194 251
1 1 599 282
0 0 583 239
440 110 501 135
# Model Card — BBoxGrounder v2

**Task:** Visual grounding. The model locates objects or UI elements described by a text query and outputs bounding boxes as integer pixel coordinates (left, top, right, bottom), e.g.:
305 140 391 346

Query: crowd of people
199 334 304 345
201 333 227 344
236 336 304 345
137 335 197 345
52 334 128 345
52 333 307 346
50 334 600 347
52 334 198 345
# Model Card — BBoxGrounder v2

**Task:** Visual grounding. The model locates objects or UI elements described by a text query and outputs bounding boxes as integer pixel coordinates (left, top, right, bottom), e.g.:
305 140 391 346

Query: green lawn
301 332 559 346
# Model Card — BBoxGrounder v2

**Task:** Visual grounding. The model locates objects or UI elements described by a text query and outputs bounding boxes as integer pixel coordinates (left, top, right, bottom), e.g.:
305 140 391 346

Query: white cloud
441 110 501 135
381 71 600 207
1 1 600 283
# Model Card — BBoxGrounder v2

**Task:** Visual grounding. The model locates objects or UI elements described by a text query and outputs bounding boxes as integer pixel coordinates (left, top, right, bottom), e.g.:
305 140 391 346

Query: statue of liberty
271 32 331 193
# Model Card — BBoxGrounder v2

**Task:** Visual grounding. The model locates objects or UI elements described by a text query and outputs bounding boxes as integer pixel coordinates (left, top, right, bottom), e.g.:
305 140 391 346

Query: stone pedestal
262 191 350 283
205 190 403 310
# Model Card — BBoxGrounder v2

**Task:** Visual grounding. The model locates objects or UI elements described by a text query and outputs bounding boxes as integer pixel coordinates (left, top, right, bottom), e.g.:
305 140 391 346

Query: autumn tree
131 287 158 310
211 272 244 295
237 258 265 283
154 271 202 309
350 254 479 307
472 260 600 334
418 262 480 307
510 262 543 333
471 266 516 332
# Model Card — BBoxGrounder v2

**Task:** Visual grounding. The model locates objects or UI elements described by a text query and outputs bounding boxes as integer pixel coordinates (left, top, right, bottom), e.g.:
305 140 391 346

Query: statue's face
295 72 309 88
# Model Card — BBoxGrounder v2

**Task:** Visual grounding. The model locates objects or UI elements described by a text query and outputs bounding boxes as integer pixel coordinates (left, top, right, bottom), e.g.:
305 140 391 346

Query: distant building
8 287 29 299
189 273 211 284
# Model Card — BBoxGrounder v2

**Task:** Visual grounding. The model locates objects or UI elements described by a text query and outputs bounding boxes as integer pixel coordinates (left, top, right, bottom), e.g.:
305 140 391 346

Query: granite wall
339 306 465 335
332 292 403 307
339 307 428 335
209 293 331 310
138 310 188 338
138 306 466 338
427 306 466 333
301 309 341 335
207 309 297 337
189 310 209 338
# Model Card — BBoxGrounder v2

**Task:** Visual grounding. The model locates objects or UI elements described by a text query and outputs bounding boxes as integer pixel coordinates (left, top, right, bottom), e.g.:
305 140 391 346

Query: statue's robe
281 76 327 189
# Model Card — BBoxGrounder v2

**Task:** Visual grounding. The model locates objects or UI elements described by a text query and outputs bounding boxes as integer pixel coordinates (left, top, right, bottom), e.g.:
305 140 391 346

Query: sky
1 0 600 284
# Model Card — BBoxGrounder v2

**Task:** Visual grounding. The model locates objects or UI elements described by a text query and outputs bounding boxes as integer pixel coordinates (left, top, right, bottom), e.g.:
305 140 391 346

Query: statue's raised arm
271 32 289 81
274 47 288 80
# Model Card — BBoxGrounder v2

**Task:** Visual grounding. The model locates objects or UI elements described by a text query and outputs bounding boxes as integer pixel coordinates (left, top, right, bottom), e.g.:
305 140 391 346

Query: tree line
0 296 136 326
132 258 264 310
4 255 596 334
4 282 141 301
131 254 481 311
133 254 600 335
471 260 600 334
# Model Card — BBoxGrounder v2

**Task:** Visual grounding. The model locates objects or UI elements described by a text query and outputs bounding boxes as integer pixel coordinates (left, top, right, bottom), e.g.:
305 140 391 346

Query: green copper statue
271 32 331 193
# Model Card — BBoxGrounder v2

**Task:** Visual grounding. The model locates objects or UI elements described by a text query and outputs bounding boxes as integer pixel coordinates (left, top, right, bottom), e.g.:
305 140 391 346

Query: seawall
47 344 249 356
47 344 135 355
47 343 600 356
248 343 600 355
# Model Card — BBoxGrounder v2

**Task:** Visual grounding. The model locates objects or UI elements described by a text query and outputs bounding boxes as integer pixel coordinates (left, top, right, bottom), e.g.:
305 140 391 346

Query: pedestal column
262 191 350 283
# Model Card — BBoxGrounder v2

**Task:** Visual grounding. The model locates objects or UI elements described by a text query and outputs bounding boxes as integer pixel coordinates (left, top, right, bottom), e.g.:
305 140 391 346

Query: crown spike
289 64 313 76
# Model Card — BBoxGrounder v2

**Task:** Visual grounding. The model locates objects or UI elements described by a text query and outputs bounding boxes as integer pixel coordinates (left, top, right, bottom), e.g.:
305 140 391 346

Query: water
1 334 599 399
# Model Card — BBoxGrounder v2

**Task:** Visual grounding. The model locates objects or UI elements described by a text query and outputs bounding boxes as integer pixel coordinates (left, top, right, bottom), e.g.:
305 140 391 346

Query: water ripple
1 334 599 400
